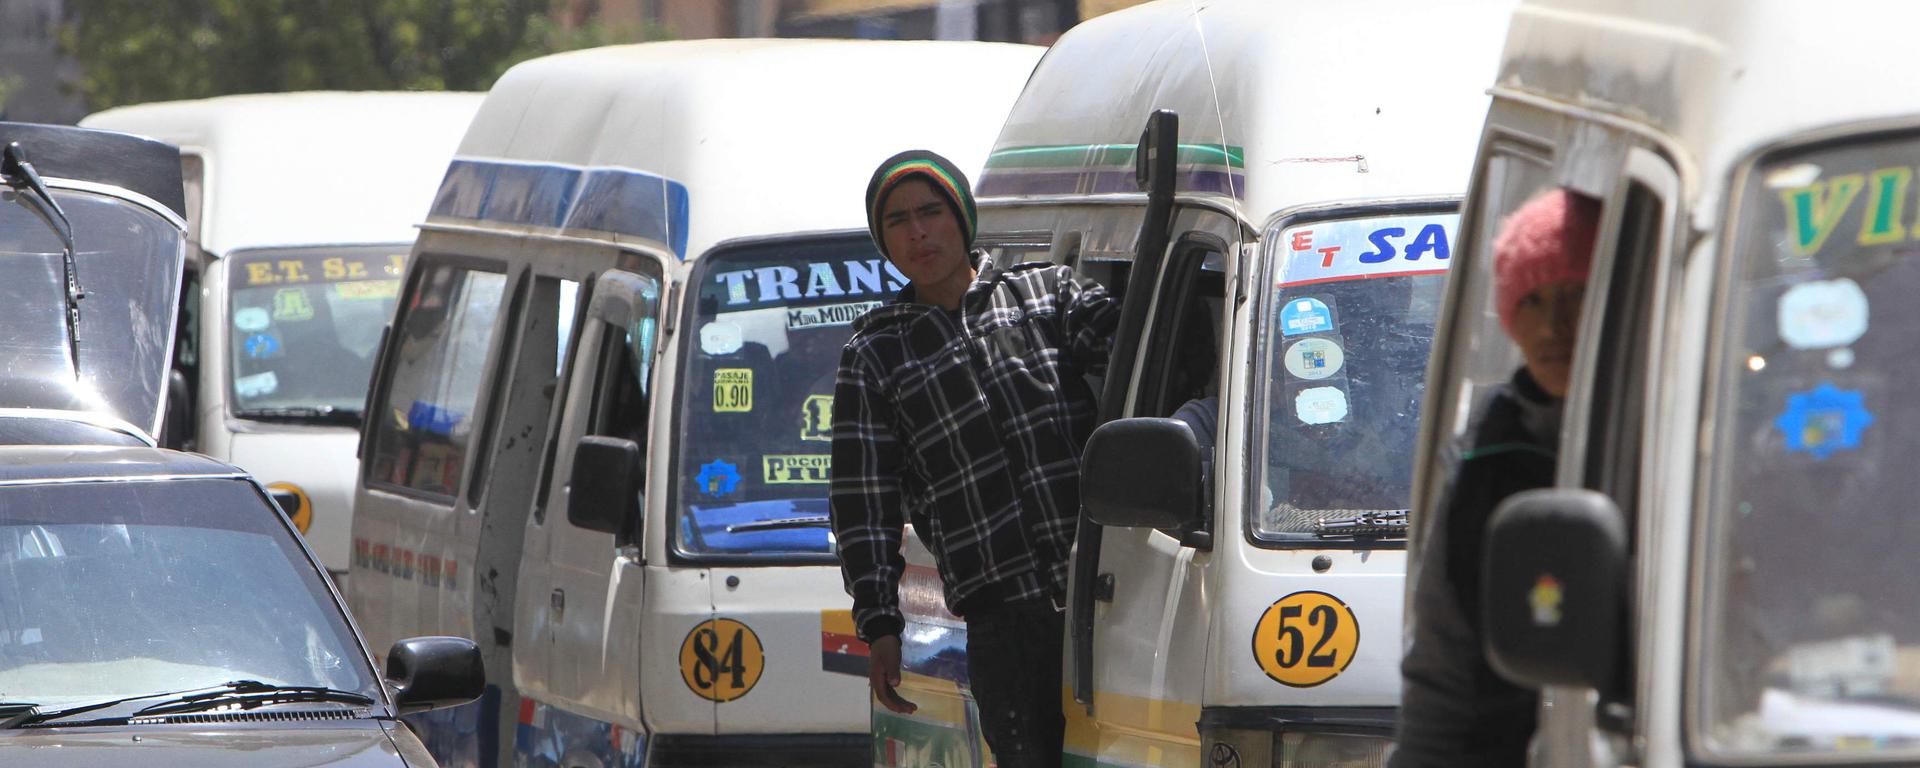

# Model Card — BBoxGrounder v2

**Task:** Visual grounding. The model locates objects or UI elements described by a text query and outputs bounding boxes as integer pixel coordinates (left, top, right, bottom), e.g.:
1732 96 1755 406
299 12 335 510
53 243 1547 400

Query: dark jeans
965 599 1066 768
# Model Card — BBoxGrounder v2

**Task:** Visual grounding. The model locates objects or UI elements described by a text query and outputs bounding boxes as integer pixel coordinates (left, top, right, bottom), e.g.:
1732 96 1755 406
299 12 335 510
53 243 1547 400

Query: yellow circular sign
267 482 312 535
678 618 766 702
1251 591 1359 688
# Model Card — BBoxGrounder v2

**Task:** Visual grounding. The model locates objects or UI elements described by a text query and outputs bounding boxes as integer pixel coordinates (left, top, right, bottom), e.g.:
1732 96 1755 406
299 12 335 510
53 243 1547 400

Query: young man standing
830 150 1118 768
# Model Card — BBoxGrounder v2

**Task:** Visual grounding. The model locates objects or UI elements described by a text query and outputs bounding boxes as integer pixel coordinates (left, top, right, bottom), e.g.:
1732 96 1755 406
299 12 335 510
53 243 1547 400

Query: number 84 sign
1250 591 1359 688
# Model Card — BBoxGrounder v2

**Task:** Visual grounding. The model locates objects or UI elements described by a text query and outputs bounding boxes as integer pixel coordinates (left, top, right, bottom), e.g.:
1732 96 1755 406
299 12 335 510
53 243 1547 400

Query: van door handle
550 588 565 618
1093 573 1115 603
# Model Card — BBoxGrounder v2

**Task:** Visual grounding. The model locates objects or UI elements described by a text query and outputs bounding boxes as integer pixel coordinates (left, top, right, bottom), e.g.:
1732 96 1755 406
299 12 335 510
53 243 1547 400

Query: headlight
1274 730 1395 768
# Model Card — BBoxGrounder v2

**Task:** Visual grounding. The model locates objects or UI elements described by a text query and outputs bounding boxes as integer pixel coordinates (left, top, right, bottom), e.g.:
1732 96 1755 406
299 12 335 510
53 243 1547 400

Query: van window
1696 132 1920 757
366 261 508 498
674 235 903 560
227 246 407 424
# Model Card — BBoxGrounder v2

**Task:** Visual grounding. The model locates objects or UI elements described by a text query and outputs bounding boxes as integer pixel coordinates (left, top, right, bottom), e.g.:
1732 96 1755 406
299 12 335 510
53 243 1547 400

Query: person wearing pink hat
1394 188 1599 767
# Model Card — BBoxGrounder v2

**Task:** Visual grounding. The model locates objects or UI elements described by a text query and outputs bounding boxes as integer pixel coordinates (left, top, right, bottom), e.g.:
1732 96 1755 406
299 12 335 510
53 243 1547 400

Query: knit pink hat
1493 188 1600 335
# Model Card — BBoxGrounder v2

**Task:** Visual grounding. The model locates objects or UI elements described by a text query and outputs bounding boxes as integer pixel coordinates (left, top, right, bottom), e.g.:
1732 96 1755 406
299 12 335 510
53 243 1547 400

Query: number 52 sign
1250 591 1359 688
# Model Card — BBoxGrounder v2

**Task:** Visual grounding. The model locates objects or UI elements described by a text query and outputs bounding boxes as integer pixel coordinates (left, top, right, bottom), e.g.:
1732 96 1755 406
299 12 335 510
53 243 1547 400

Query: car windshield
0 477 376 710
1696 132 1920 759
0 187 182 433
1252 211 1455 539
227 246 406 420
675 236 906 559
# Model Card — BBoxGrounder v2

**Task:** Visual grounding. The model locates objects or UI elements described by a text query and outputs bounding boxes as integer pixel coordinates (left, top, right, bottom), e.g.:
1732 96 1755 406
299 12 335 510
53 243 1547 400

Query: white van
873 2 1513 766
346 40 1041 768
1416 2 1920 766
79 92 482 577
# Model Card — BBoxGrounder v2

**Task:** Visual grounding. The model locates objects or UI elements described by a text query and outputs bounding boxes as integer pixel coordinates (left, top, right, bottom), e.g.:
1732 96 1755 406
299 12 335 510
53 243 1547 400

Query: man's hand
868 634 918 714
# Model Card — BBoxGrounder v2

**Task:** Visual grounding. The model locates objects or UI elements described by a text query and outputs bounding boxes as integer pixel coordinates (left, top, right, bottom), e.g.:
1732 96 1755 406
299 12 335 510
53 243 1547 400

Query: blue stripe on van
429 159 691 259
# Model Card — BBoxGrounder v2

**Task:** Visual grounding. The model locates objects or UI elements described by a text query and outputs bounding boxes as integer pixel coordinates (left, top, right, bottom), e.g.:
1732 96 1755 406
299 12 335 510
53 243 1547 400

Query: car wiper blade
130 680 374 719
0 142 86 376
8 682 240 728
1314 510 1409 538
726 514 831 534
234 405 363 425
0 702 35 729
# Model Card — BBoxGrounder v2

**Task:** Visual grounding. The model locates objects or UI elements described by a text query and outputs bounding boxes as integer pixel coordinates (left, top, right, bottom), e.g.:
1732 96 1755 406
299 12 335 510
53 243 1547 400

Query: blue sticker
695 460 742 497
1774 382 1874 460
244 333 282 359
1280 298 1334 336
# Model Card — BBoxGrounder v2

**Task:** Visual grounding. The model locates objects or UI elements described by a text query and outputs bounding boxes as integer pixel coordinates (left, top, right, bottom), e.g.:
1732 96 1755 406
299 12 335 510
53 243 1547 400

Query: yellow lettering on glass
278 260 310 283
1860 167 1912 246
1780 174 1863 257
762 454 830 484
246 262 277 285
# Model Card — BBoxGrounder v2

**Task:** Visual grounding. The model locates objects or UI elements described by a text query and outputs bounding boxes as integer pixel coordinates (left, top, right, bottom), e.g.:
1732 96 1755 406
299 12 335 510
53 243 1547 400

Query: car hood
0 720 414 767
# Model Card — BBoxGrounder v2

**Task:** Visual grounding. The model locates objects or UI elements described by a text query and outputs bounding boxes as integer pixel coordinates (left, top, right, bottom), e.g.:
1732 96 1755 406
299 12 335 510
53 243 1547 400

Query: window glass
367 262 507 498
676 236 903 559
1697 133 1920 756
1253 211 1454 539
0 478 376 709
227 245 406 423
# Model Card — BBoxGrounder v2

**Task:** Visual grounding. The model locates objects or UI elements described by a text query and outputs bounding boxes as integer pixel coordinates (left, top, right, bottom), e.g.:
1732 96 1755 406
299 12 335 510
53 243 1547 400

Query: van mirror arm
1 142 86 376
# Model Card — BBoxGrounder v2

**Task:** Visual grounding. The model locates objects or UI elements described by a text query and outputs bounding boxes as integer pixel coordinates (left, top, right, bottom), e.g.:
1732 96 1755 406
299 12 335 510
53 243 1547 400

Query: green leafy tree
61 0 672 110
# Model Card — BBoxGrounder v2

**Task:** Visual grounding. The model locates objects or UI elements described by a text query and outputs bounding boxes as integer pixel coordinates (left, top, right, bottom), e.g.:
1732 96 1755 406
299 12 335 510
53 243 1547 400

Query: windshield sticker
235 371 279 398
1774 382 1874 460
1829 348 1856 370
700 322 744 356
272 287 315 322
1786 634 1896 700
243 332 282 360
713 369 753 412
336 280 401 301
788 300 883 331
1530 574 1564 627
1284 338 1345 381
764 454 831 484
241 253 406 287
1295 386 1349 425
1251 591 1359 688
710 260 907 310
695 460 742 497
1280 297 1334 336
679 618 766 703
1778 278 1869 350
1277 213 1457 287
233 306 271 332
801 394 834 441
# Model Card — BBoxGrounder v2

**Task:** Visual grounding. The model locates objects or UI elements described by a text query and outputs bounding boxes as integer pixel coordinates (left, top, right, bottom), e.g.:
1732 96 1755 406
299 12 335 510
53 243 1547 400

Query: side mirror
1482 488 1626 690
1081 417 1205 533
568 436 641 535
384 636 483 715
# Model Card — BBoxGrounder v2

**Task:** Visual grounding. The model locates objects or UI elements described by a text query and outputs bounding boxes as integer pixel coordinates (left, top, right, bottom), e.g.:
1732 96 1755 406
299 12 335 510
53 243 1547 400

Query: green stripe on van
986 143 1245 170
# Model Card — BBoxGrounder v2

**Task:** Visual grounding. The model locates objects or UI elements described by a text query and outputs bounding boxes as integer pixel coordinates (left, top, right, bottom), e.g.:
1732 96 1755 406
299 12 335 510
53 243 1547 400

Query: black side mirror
1081 417 1205 534
1482 488 1627 690
384 636 483 715
568 435 641 536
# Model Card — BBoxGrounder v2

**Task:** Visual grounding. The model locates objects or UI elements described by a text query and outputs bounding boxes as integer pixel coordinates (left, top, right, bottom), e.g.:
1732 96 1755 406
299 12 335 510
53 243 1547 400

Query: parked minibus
870 1 1513 766
1412 1 1920 766
80 92 482 579
345 40 1042 768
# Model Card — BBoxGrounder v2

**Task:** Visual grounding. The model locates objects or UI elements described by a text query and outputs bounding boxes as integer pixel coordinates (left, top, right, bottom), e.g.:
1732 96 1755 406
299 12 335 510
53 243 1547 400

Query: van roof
1498 0 1920 214
978 0 1515 226
81 91 482 256
433 39 1042 260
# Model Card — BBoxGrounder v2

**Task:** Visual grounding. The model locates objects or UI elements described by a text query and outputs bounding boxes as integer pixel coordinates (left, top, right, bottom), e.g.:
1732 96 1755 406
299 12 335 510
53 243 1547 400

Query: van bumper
650 733 868 767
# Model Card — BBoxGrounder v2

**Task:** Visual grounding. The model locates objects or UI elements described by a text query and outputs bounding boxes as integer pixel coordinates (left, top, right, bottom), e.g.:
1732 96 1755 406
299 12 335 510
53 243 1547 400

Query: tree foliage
61 0 671 110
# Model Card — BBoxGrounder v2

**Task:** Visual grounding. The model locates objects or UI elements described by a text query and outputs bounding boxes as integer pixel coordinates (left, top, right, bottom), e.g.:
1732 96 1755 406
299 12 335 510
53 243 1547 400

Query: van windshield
226 246 406 424
675 236 906 560
1251 211 1455 540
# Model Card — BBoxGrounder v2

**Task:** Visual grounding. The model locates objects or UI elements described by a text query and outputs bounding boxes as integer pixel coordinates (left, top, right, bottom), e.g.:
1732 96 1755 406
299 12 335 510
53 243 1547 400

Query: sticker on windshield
235 371 279 398
337 280 401 301
1277 213 1457 287
243 332 282 360
272 287 315 322
233 306 271 332
700 322 744 356
1284 338 1344 380
713 369 753 413
764 454 831 484
1251 591 1359 688
1787 634 1895 700
695 460 742 497
1280 297 1334 336
710 259 907 310
1774 382 1874 460
1777 278 1869 350
801 394 834 441
1295 386 1349 425
788 301 883 331
679 618 766 703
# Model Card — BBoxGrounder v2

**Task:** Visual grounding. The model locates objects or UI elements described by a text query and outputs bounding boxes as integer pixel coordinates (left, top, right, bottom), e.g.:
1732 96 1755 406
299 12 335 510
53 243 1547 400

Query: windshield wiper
0 142 86 376
234 405 363 426
1314 510 1409 538
726 514 831 534
0 702 34 729
129 680 373 719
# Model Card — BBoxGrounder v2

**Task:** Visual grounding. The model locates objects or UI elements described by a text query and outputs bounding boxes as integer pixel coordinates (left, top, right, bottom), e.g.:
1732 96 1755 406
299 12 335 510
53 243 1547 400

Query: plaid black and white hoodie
830 254 1118 642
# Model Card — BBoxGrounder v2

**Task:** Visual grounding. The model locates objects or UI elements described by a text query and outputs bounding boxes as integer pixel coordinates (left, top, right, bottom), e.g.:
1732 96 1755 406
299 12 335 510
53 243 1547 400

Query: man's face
1510 279 1586 398
880 178 969 288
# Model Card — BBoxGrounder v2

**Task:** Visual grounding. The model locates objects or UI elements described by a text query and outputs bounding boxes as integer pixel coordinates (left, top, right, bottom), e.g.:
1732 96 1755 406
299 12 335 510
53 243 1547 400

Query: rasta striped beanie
865 149 976 258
